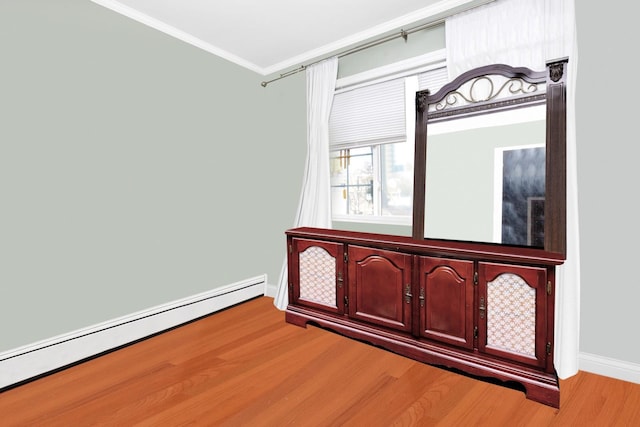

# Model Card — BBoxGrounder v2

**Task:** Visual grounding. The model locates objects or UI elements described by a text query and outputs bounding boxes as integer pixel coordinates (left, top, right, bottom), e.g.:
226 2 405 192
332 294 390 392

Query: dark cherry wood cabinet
285 227 564 408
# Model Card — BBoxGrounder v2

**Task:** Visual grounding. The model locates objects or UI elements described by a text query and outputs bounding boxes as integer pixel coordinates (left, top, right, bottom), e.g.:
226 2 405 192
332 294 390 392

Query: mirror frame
412 58 568 256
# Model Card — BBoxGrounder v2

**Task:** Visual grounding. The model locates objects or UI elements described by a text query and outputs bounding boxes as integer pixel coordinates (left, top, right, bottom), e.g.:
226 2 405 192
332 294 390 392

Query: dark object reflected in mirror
501 145 545 247
413 60 567 256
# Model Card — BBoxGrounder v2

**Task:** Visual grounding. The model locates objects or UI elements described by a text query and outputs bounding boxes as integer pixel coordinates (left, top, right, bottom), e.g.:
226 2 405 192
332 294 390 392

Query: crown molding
91 0 495 76
90 0 267 74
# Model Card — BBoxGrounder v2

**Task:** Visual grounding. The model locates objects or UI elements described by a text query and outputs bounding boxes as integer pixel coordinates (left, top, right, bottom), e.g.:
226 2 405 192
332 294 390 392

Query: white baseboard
0 275 267 390
264 282 278 298
579 352 640 384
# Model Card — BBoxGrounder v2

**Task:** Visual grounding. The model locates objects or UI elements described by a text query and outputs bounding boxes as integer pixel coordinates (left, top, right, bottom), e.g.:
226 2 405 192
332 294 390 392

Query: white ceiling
91 0 492 76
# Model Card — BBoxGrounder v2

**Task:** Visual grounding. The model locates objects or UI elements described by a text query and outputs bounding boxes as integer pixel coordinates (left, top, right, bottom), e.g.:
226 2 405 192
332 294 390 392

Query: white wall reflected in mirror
425 105 546 245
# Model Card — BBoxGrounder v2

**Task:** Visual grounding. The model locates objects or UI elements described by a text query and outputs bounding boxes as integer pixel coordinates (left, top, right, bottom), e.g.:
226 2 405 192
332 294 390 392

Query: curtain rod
260 19 444 88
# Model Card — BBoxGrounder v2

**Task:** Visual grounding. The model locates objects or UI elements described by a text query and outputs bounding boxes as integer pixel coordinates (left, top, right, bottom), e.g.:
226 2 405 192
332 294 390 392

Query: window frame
330 50 447 226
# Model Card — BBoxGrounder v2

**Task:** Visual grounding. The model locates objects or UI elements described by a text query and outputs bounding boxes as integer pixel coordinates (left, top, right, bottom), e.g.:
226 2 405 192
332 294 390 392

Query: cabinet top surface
286 227 566 266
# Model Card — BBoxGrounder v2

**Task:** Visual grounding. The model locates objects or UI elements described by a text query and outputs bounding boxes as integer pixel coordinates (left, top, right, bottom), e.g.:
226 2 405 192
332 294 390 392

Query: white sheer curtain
446 0 579 379
274 57 339 310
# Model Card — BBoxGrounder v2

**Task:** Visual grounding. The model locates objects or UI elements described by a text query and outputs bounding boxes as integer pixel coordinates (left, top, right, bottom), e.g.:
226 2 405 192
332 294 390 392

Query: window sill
332 215 411 226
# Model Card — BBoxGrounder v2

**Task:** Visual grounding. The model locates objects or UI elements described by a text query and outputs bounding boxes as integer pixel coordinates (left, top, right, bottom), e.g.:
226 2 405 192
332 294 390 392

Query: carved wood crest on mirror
412 58 568 257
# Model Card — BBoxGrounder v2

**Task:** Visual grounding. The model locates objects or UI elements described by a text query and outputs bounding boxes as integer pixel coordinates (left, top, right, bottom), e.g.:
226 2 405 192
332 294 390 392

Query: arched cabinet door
477 262 549 368
289 238 345 315
347 245 412 332
418 257 474 349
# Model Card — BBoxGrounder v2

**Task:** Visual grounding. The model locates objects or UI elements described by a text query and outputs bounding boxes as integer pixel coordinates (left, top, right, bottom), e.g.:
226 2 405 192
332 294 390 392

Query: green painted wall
338 25 445 78
576 2 639 364
0 0 306 352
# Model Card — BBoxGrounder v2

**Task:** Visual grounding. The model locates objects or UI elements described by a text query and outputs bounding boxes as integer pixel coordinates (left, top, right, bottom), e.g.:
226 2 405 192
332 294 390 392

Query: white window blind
328 62 448 151
329 77 406 150
418 66 449 94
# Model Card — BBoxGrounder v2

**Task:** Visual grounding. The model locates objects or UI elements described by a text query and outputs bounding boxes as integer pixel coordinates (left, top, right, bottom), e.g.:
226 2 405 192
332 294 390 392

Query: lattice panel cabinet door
418 256 475 349
477 262 549 368
289 238 345 314
347 245 412 332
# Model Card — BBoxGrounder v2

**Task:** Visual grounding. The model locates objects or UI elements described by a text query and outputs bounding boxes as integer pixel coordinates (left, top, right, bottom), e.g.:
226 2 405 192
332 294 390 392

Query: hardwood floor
1 297 638 426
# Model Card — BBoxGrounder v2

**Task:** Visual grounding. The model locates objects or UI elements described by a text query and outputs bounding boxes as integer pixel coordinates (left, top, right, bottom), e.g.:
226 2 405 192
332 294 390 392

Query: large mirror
412 60 567 255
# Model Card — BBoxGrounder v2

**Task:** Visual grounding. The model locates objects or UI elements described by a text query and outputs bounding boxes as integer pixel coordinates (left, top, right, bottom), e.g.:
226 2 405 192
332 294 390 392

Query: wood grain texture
1 297 638 426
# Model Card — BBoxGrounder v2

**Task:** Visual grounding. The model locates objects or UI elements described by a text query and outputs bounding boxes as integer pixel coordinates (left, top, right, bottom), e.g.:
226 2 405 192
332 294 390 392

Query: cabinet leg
285 310 309 328
524 382 560 409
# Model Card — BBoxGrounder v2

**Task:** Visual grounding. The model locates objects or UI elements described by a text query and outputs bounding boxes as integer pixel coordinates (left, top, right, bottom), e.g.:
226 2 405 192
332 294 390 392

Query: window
329 52 448 224
330 142 416 220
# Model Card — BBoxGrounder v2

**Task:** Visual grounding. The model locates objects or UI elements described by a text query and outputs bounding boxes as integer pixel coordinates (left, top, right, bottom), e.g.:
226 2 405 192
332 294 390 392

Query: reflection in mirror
499 142 545 247
424 106 546 247
413 59 567 255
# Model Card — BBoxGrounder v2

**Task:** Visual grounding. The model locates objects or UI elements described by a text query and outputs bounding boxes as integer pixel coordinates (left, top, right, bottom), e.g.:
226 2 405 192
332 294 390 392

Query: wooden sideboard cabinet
285 227 564 408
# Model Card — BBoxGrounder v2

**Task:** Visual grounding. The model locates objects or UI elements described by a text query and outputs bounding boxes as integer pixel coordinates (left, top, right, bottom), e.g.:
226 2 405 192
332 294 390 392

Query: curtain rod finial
261 81 268 87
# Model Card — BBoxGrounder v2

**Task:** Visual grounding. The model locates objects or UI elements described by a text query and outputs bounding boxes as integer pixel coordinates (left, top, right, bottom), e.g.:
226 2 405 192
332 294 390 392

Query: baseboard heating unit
0 275 267 391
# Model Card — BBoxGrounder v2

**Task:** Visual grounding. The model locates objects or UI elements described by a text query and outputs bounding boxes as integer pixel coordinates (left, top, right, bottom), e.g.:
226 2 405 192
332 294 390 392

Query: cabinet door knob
479 296 486 319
